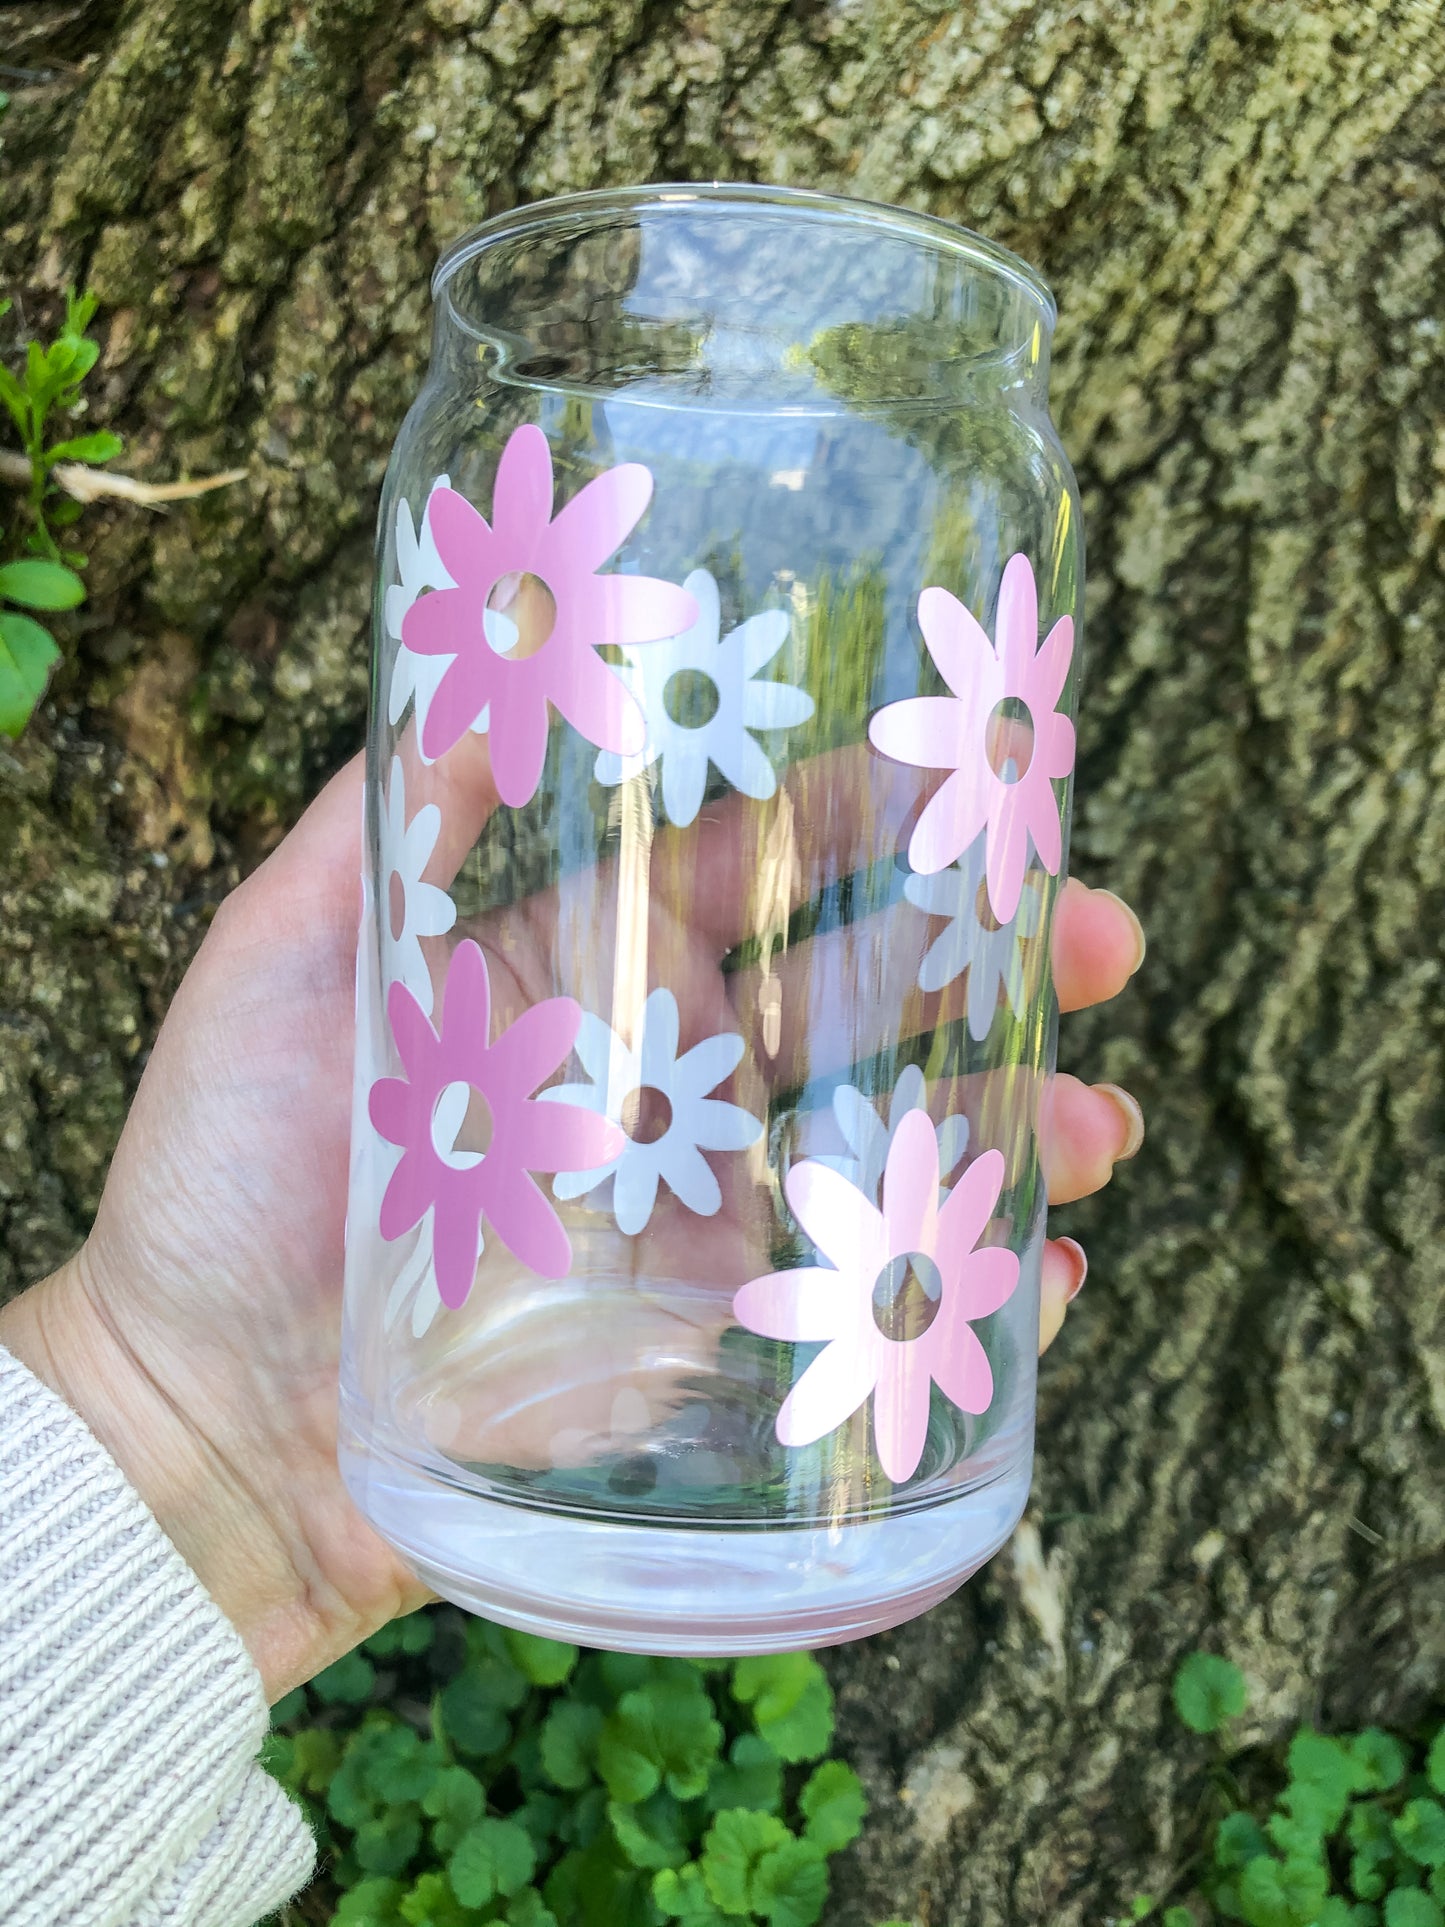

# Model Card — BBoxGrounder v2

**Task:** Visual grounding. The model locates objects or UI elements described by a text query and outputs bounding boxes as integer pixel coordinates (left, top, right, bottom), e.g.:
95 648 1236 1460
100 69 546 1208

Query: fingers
1039 1073 1145 1204
1052 878 1145 1012
1038 1236 1087 1354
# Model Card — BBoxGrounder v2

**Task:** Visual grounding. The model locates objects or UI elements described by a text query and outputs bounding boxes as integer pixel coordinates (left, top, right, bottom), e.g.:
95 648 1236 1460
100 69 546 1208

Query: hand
0 749 1145 1701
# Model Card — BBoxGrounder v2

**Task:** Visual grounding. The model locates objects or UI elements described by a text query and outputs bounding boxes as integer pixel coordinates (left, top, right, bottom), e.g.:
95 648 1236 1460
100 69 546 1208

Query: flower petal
613 1148 662 1235
420 643 498 763
426 485 495 586
736 608 791 677
742 678 813 732
917 584 1005 716
871 1349 933 1483
575 572 699 653
776 1335 878 1449
934 1148 1007 1278
432 1173 488 1307
945 1245 1021 1323
660 1139 723 1216
785 1158 886 1276
483 995 580 1104
1030 612 1074 713
510 1095 624 1175
707 728 776 801
673 1030 745 1096
546 459 654 573
983 789 1029 922
690 1097 762 1152
868 695 968 774
733 1267 855 1342
927 1317 995 1418
491 425 554 556
481 1164 573 1277
638 987 680 1085
484 673 554 807
881 1109 940 1257
660 735 710 827
910 763 994 877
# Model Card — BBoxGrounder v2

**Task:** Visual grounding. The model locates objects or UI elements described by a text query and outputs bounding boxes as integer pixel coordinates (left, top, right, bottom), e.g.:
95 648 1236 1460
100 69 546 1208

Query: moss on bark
2 2 1443 1920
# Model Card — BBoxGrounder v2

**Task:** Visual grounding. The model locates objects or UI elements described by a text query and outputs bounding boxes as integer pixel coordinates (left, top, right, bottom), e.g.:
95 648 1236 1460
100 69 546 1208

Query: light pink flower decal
868 553 1075 922
733 1110 1019 1483
368 939 624 1307
401 425 698 804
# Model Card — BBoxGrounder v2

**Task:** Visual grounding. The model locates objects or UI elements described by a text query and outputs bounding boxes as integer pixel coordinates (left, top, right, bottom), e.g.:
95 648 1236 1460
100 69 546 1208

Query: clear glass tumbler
340 183 1082 1654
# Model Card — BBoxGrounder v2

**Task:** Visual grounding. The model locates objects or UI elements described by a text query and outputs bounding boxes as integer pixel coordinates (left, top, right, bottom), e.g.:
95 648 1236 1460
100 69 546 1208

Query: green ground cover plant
1129 1655 1445 1927
266 1609 866 1927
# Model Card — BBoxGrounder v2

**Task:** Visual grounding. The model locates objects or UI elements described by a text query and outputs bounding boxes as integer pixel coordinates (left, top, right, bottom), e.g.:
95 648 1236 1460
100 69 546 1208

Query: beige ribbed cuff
0 1344 316 1927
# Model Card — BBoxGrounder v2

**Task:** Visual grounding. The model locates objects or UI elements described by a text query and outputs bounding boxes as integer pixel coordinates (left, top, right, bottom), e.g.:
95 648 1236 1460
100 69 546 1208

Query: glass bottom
339 1423 1033 1654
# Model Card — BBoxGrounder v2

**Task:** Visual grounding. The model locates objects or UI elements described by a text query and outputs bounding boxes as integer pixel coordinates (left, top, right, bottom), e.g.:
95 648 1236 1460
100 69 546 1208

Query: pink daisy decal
401 425 698 804
868 553 1075 922
368 939 624 1307
733 1110 1020 1484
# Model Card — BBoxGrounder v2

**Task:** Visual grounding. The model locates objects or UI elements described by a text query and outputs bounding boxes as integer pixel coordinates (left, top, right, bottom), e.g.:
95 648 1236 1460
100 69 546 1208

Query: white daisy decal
810 1064 970 1205
378 756 456 1017
386 482 460 760
594 568 814 827
543 988 762 1235
903 834 1045 1040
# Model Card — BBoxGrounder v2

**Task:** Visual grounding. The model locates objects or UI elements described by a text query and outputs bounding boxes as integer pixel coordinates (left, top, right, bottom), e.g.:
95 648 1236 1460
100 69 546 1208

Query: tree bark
3 2 1444 1921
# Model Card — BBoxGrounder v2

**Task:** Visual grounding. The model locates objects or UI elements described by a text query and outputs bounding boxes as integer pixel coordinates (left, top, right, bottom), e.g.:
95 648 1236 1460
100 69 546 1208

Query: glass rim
432 180 1058 330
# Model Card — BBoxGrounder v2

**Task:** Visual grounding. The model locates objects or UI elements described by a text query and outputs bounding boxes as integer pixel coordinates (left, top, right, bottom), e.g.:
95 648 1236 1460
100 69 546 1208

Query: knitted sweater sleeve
0 1344 317 1927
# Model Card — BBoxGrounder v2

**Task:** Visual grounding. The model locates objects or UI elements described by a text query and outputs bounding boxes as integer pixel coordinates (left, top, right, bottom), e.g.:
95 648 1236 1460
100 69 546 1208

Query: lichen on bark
2 2 1443 1921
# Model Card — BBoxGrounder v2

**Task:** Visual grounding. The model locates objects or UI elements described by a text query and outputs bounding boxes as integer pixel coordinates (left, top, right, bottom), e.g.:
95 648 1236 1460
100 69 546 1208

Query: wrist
0 1250 317 1700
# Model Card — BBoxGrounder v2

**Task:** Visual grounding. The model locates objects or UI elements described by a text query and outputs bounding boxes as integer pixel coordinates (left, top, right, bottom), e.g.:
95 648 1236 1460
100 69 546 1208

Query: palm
58 746 1139 1699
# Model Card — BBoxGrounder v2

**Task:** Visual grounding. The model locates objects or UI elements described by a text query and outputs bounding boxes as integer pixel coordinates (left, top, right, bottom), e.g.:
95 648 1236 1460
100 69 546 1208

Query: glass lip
432 180 1058 331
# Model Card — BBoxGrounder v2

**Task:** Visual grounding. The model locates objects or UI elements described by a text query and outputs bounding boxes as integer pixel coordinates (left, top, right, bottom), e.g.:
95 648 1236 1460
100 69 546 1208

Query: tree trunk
3 2 1443 1920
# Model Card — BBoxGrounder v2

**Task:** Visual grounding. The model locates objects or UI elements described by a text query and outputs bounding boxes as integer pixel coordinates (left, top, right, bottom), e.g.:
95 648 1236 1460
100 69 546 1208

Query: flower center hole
973 878 1005 934
985 696 1034 781
431 1080 493 1168
663 668 721 730
872 1250 944 1343
388 869 407 941
485 571 556 659
620 1084 674 1145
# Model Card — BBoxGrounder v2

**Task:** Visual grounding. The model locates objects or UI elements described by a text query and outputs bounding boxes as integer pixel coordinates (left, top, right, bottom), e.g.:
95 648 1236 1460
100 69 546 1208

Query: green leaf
1352 1731 1409 1793
1427 1731 1445 1797
542 1699 606 1790
396 1870 474 1927
335 1877 408 1925
516 1790 566 1849
439 1672 514 1758
0 362 28 434
270 1686 308 1726
313 1649 379 1706
1216 1813 1271 1871
507 1890 560 1927
1237 1856 1328 1927
558 1784 608 1851
449 1817 537 1908
366 1612 435 1660
1353 1855 1390 1902
1395 1802 1445 1870
354 1809 424 1877
281 1727 341 1797
608 1792 691 1871
1163 1911 1198 1927
44 429 122 466
700 1808 791 1913
0 607 60 736
598 1679 724 1805
1315 1903 1380 1927
799 1759 867 1854
1383 1893 1444 1927
653 1862 731 1926
1172 1653 1249 1735
752 1839 828 1927
0 557 85 612
1287 1730 1358 1821
706 1735 783 1816
421 1765 486 1854
731 1655 835 1764
503 1627 580 1686
1267 1810 1327 1860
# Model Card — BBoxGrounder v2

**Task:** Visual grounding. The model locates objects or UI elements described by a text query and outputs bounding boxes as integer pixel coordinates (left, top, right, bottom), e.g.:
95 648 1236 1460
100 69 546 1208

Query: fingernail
1098 889 1147 975
1058 1237 1088 1301
1097 1083 1145 1161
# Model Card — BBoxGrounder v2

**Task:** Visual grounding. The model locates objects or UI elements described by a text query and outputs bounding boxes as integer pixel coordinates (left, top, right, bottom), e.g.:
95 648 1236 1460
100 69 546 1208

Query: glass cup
339 183 1082 1654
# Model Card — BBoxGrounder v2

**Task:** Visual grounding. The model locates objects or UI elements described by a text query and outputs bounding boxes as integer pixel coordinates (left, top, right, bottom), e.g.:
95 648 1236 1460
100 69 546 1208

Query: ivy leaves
266 1609 867 1927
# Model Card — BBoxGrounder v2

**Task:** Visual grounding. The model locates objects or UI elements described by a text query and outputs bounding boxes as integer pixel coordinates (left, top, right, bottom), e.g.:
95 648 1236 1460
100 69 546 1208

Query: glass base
339 1427 1032 1654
